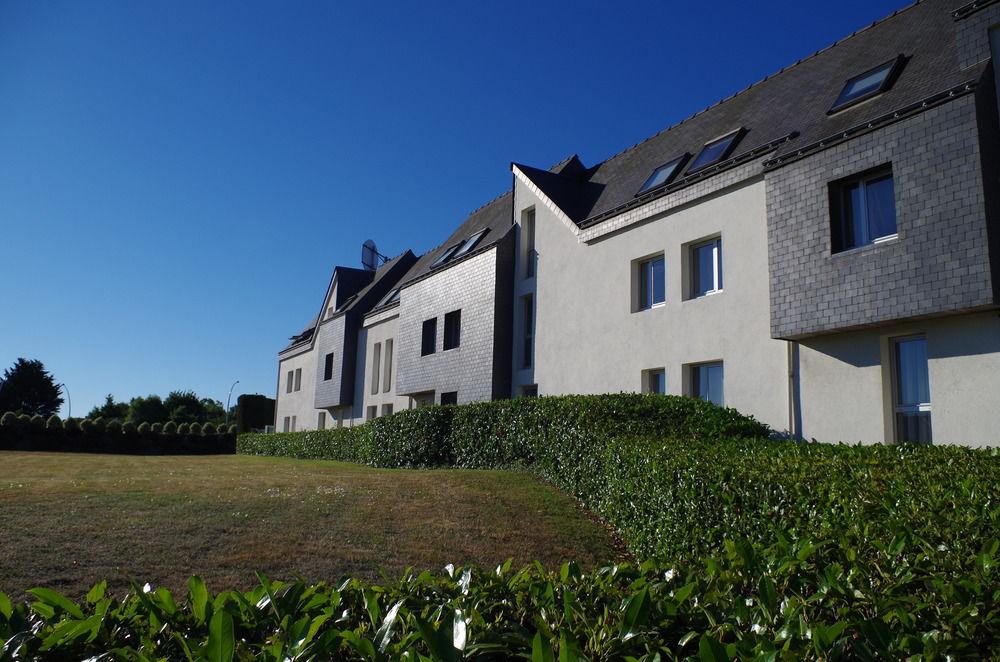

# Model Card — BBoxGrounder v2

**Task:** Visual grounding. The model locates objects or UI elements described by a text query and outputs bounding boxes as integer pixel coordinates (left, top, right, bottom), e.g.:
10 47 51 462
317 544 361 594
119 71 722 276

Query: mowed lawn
0 452 625 599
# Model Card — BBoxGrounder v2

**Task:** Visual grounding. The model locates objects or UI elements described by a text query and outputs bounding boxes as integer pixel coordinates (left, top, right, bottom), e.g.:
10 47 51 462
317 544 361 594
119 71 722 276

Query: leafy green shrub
45 415 62 430
3 549 997 660
227 424 237 435
63 418 81 433
162 421 177 435
105 419 122 436
177 423 190 435
91 417 106 433
137 422 151 435
17 414 30 425
150 422 162 434
368 406 455 467
238 427 366 462
201 422 216 435
28 414 44 431
121 421 137 436
79 418 94 434
0 412 17 428
189 422 202 436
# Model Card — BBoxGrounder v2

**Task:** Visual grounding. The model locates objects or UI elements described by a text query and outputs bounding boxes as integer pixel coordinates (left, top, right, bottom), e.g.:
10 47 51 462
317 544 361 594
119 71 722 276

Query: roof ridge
462 188 512 217
591 0 921 168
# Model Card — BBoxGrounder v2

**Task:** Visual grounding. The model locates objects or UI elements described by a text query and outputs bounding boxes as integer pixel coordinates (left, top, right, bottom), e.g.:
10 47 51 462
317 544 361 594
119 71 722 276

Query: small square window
381 404 394 417
440 391 458 406
688 129 744 173
366 405 378 420
421 318 437 356
443 310 461 350
643 368 666 395
690 238 722 298
637 255 665 310
636 154 688 195
690 362 724 406
830 166 896 253
829 56 903 114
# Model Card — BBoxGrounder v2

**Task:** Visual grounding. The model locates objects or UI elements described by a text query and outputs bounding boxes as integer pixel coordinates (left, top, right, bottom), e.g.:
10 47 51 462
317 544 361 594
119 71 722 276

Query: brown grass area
0 452 625 599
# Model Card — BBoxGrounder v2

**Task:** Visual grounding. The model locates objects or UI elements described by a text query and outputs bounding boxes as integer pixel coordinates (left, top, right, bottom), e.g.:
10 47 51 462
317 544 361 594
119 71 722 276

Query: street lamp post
58 383 71 419
225 380 239 427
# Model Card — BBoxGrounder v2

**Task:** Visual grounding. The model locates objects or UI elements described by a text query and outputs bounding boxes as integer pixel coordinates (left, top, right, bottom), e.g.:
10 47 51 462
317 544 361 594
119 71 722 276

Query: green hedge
0 413 237 455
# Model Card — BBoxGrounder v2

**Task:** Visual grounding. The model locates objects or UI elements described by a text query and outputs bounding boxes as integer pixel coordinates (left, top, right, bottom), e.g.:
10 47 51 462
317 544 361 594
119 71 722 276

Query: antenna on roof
361 239 388 271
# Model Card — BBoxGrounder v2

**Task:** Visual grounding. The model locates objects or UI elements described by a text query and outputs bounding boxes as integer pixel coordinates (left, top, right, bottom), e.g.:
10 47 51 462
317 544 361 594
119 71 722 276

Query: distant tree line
87 391 231 426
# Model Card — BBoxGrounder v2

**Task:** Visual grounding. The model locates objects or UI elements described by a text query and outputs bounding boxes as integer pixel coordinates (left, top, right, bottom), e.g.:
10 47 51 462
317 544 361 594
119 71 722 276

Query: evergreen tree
0 358 64 417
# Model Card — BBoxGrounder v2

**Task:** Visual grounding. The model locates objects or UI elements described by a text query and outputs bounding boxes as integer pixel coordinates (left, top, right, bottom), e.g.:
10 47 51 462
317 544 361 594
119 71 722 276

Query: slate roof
516 0 989 226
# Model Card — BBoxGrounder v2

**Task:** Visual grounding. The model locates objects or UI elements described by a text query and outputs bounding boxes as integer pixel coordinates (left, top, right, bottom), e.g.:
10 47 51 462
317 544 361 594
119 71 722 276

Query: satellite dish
361 240 378 271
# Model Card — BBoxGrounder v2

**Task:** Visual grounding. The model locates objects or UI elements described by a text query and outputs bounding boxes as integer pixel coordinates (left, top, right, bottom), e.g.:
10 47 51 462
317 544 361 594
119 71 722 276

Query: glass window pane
896 412 932 444
694 363 723 406
651 257 665 305
714 240 722 291
639 262 650 309
833 61 893 109
693 243 714 296
895 338 930 406
865 175 897 240
690 132 740 171
638 157 684 194
846 183 866 248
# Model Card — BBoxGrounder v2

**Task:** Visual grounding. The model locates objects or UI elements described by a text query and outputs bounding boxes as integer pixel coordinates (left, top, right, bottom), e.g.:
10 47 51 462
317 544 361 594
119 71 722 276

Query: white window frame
643 368 666 395
636 254 666 311
689 361 724 406
890 335 932 443
690 238 723 298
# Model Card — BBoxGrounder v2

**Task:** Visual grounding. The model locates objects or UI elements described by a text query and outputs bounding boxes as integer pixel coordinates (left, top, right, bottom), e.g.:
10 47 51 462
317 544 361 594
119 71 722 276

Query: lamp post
58 383 71 419
225 380 239 426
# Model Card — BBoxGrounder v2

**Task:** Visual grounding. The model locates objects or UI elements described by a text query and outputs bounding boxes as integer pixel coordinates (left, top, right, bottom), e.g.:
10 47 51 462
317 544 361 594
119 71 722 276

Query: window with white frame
643 368 666 395
830 165 896 252
371 342 381 395
690 238 722 298
637 254 665 310
689 362 724 406
892 336 932 444
383 338 393 393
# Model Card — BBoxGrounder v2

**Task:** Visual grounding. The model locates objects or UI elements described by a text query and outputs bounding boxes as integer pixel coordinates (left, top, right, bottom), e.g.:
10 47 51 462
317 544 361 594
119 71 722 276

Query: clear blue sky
0 0 906 416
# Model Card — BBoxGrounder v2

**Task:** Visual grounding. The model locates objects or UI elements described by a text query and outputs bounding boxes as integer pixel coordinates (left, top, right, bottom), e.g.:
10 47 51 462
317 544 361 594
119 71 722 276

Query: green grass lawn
0 452 625 599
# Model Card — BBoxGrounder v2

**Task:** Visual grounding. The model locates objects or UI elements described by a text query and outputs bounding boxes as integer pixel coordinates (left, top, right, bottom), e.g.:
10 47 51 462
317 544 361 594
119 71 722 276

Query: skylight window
636 154 688 196
378 288 400 307
829 56 903 114
452 229 488 258
688 129 744 173
431 242 462 268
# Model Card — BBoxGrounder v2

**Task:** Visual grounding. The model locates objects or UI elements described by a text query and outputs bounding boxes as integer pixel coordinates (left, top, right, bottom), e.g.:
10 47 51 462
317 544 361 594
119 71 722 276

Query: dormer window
636 154 688 196
688 129 744 173
829 55 904 114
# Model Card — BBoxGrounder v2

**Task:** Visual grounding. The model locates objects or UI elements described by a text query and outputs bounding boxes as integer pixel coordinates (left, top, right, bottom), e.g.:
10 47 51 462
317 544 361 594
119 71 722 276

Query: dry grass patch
0 452 624 599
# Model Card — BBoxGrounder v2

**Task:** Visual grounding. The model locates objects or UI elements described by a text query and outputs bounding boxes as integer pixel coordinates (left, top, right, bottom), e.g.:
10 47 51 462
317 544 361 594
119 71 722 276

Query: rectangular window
383 338 393 393
691 238 722 297
452 229 488 259
523 208 536 278
688 129 743 173
830 166 896 253
637 154 688 195
366 405 377 420
522 294 534 369
829 56 903 114
381 404 393 417
317 411 326 430
324 353 334 381
893 336 932 444
290 415 297 432
637 255 666 310
294 368 302 392
421 318 437 356
443 310 461 350
283 416 290 432
286 370 293 394
644 368 666 395
440 391 458 406
690 362 724 406
371 342 381 395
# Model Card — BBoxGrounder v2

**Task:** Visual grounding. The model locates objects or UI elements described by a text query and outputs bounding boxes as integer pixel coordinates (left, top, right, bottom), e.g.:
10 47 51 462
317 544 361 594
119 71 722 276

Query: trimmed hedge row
0 412 236 455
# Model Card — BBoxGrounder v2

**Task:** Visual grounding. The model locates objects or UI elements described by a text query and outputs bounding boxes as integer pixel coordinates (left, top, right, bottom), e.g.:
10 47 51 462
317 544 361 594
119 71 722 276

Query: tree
87 394 129 421
0 358 64 417
127 395 169 424
163 390 204 424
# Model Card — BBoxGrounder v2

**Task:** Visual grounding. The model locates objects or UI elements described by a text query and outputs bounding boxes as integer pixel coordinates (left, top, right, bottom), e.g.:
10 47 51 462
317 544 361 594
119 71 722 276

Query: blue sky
0 0 906 416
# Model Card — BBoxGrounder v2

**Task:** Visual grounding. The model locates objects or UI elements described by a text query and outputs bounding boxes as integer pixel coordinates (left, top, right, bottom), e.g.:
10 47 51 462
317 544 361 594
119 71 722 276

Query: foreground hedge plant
3 541 997 660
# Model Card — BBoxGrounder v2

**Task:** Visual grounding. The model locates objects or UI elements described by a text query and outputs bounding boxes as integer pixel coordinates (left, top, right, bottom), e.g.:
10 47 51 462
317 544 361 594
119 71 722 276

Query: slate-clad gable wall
766 94 994 339
395 245 504 404
955 3 1000 70
313 316 348 408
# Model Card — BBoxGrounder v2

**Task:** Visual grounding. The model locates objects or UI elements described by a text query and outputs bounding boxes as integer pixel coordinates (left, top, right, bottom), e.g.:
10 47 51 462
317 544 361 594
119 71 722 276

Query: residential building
274 0 1000 446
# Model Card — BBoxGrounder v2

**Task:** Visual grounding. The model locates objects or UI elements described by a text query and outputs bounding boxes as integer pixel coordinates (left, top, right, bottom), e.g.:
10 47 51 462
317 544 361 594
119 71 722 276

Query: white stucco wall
798 311 1000 446
274 347 321 431
516 174 791 433
355 309 412 422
